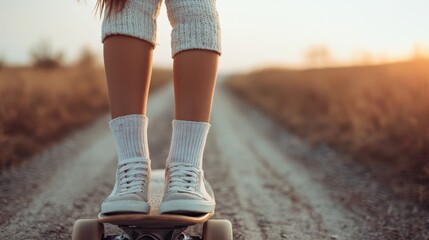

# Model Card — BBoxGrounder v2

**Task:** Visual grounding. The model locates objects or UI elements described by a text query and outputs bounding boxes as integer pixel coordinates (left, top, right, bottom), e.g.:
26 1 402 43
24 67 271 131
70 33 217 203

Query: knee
166 0 222 58
101 0 162 48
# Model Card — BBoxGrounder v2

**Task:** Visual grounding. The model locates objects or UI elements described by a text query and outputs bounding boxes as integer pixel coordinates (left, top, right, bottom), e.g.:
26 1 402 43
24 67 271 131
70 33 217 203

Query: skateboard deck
72 169 233 240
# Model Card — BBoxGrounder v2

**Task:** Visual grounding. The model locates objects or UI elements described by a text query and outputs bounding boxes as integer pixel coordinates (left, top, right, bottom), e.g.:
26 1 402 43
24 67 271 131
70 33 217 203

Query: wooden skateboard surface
98 169 215 228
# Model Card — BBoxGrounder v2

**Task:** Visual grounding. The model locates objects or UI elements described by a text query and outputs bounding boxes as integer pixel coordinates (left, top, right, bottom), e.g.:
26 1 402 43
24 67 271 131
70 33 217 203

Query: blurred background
2 0 429 71
1 0 429 238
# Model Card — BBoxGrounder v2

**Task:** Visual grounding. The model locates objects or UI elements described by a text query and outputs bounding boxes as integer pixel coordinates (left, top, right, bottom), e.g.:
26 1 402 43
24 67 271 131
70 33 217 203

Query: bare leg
160 0 221 214
173 49 220 122
101 35 154 214
99 0 163 214
103 35 154 118
160 48 219 214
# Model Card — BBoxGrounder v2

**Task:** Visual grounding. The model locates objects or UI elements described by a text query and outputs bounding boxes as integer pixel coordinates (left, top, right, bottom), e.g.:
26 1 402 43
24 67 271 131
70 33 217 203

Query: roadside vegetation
0 42 171 170
226 59 429 205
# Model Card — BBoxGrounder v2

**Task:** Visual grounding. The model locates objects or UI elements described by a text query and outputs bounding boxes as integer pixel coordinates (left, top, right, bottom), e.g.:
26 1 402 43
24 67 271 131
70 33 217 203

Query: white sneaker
101 157 151 214
159 162 215 214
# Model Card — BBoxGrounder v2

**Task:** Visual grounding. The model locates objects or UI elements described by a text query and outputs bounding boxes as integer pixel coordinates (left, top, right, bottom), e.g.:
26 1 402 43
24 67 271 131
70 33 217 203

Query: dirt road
1 76 428 239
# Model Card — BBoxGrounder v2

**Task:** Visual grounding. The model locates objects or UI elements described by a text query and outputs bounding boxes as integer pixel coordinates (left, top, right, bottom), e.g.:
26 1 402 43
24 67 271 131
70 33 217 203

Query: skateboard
72 169 233 240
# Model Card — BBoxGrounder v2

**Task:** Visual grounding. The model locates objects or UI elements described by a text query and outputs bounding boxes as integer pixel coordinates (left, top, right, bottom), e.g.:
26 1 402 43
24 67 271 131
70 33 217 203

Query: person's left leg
161 0 222 214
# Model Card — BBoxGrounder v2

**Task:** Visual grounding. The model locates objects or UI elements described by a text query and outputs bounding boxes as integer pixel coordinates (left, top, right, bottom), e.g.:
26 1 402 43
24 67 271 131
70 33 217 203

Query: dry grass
226 59 429 205
0 65 171 170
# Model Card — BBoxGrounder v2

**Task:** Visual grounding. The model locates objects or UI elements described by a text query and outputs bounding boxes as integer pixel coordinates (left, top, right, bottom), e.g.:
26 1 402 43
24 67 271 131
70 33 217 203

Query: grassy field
226 59 429 205
0 65 171 170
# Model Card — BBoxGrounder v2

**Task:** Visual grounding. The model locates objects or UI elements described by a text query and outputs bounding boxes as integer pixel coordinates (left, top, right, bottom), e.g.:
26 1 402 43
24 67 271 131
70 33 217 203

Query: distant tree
305 45 332 68
75 46 98 68
30 40 64 69
353 50 374 66
0 53 5 69
413 43 427 60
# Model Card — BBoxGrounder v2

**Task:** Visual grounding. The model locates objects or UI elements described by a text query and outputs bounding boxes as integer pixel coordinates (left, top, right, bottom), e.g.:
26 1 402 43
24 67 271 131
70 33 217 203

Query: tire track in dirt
209 83 359 239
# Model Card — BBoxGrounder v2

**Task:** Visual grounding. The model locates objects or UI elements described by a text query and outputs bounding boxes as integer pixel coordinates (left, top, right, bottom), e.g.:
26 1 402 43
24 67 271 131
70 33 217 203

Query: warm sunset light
2 1 429 239
1 0 429 73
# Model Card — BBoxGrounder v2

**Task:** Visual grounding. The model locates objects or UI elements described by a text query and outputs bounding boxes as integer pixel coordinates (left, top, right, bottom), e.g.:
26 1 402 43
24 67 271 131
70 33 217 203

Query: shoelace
117 158 149 195
167 163 199 192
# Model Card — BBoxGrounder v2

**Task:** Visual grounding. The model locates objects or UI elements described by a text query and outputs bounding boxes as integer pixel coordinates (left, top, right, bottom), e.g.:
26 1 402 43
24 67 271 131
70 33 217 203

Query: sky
1 0 429 74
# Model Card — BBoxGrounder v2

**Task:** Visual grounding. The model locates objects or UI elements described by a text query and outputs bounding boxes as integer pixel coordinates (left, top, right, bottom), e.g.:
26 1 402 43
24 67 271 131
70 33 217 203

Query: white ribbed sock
109 114 150 163
166 120 211 169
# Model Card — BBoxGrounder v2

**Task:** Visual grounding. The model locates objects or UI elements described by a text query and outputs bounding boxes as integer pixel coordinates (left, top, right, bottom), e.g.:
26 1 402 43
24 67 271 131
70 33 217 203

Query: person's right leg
104 35 153 118
100 0 162 214
101 35 153 214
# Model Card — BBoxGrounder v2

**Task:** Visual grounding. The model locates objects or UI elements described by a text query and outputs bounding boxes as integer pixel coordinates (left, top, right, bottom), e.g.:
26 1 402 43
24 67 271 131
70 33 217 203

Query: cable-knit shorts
101 0 222 58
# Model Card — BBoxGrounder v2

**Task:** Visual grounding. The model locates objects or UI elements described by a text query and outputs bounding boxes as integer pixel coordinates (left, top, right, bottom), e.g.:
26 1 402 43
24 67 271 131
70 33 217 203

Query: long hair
81 0 128 19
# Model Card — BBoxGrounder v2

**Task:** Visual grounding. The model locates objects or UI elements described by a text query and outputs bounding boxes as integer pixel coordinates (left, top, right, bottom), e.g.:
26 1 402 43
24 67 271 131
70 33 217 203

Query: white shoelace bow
117 158 149 195
167 163 199 192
